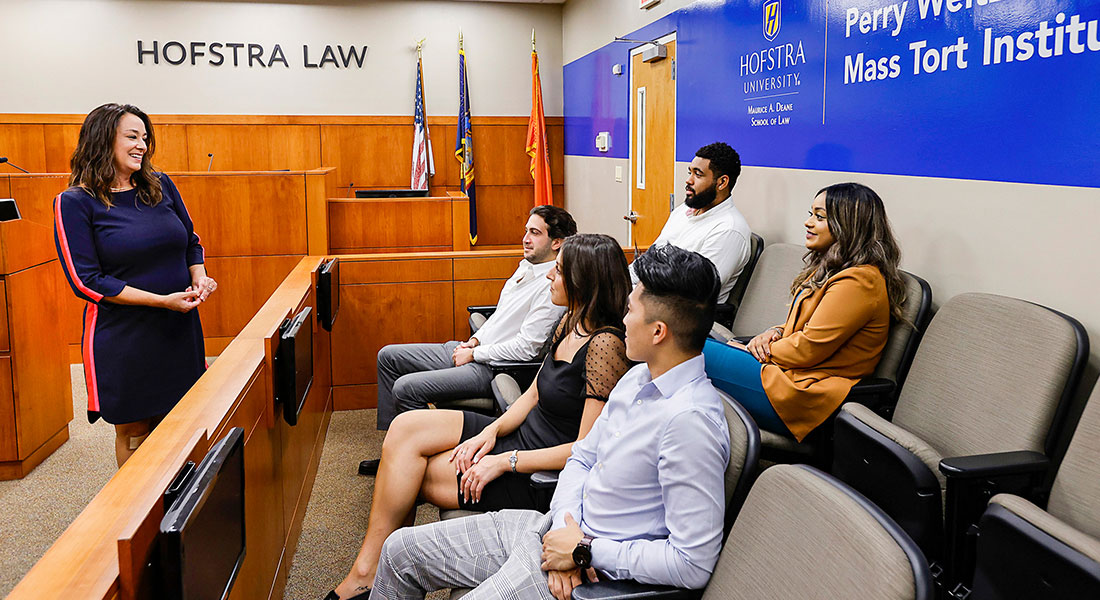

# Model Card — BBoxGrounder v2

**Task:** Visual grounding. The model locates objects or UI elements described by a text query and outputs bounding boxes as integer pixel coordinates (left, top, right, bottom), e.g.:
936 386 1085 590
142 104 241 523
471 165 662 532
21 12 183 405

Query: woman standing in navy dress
54 103 216 467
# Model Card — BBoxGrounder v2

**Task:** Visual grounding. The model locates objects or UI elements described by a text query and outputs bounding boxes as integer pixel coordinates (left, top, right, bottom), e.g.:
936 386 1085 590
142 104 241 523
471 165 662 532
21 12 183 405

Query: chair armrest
938 450 1051 588
846 378 897 415
939 450 1050 481
467 305 498 316
530 470 560 490
572 580 700 600
489 361 542 391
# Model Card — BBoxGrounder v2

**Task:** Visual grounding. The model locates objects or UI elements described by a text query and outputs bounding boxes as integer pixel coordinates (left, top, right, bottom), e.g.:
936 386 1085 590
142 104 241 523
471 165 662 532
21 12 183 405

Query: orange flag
526 38 552 206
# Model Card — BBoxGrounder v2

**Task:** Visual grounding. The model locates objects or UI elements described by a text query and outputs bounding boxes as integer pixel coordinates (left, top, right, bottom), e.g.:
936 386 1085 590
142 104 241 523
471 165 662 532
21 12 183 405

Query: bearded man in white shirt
360 205 576 475
635 142 752 304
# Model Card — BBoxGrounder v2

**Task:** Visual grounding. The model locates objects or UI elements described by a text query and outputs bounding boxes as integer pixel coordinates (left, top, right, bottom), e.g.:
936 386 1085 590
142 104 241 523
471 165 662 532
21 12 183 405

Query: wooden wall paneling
172 174 309 257
0 174 8 196
41 124 81 173
328 198 453 253
305 170 332 255
453 279 509 341
320 124 412 190
200 255 303 338
471 184 564 247
149 124 190 172
429 124 460 193
332 383 375 411
8 261 70 458
0 125 47 174
330 280 454 386
453 255 522 280
340 258 452 284
0 357 15 460
471 124 565 186
184 125 321 172
0 280 8 352
3 175 67 274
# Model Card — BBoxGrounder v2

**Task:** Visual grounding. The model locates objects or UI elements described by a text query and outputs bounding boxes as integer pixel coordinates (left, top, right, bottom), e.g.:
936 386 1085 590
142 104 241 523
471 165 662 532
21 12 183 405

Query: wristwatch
509 449 519 473
573 535 594 569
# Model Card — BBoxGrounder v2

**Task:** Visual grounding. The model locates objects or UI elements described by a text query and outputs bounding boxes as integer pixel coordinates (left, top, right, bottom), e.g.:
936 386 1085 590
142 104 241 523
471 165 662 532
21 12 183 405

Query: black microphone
206 153 214 171
0 157 29 173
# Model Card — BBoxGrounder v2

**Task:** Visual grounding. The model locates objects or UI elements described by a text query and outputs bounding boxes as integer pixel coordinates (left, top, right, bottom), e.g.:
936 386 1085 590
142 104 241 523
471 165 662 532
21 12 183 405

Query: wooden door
629 39 676 246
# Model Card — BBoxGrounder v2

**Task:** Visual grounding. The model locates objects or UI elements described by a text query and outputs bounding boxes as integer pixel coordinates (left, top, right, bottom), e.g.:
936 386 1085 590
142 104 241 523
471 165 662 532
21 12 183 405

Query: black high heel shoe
323 588 371 600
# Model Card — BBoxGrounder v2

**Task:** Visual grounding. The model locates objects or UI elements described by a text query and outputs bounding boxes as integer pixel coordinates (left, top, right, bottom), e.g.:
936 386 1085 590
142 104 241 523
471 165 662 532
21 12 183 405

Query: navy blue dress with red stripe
53 173 206 424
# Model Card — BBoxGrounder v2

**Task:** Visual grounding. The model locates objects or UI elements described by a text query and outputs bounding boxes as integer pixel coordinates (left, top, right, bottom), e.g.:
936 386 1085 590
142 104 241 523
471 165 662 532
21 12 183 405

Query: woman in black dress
54 104 215 467
329 234 632 600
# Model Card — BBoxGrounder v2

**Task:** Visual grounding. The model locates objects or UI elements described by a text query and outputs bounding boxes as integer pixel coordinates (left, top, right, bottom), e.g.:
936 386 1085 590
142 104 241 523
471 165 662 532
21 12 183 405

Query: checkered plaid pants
370 509 557 600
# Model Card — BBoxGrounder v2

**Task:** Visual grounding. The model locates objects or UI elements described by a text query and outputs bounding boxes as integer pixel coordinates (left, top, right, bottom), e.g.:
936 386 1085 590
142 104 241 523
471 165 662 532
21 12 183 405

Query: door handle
623 211 639 223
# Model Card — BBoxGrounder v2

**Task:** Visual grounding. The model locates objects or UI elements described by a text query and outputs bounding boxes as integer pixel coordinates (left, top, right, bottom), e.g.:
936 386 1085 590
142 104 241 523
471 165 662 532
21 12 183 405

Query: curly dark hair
69 103 162 209
530 205 577 240
694 142 742 187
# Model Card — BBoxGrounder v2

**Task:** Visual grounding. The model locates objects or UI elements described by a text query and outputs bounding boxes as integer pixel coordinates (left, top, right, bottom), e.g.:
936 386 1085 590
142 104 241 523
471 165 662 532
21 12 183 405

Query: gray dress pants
376 342 494 430
370 510 556 600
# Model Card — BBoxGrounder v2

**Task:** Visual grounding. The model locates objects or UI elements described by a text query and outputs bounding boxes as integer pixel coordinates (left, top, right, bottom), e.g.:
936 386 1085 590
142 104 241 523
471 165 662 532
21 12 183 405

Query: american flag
411 55 434 190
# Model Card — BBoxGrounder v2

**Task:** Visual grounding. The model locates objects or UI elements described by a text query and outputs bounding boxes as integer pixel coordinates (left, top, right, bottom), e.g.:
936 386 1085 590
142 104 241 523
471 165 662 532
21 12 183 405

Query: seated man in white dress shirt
633 142 752 304
364 244 730 600
359 206 576 475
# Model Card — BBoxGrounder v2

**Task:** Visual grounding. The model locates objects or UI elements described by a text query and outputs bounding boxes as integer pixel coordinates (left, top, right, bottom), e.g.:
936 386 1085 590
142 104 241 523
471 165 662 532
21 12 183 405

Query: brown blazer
762 264 890 441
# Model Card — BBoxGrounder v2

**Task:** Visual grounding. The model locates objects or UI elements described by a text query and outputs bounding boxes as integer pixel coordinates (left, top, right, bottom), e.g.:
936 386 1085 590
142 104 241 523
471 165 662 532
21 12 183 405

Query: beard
685 182 718 209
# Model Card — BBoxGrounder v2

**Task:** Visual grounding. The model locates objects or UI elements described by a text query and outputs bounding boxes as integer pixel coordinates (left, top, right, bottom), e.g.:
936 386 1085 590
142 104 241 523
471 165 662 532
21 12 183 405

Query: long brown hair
558 233 631 336
69 103 162 208
792 183 908 322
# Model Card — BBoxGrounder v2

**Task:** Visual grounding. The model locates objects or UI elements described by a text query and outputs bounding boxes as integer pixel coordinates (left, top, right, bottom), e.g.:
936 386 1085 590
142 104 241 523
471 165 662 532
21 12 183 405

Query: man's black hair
695 142 742 188
530 205 578 240
633 244 720 352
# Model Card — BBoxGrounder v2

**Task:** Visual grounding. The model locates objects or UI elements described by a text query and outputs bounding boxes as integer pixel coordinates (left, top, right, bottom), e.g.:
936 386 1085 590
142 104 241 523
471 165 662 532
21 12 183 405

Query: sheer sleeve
583 330 630 402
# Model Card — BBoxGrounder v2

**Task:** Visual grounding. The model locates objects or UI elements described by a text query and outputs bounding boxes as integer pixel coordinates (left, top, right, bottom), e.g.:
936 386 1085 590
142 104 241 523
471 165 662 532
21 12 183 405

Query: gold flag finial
416 38 425 57
459 30 464 50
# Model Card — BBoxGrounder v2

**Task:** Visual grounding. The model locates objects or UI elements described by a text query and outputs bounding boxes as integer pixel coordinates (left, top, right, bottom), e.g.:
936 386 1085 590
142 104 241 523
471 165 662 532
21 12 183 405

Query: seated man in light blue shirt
365 244 730 600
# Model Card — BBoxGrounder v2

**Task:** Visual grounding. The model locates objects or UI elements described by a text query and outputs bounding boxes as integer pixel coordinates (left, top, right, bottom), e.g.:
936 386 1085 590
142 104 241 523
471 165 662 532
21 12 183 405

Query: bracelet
509 449 519 473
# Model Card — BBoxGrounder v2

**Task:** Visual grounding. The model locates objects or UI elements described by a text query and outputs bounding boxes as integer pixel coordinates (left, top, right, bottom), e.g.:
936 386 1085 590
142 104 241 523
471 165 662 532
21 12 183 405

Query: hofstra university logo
763 0 782 41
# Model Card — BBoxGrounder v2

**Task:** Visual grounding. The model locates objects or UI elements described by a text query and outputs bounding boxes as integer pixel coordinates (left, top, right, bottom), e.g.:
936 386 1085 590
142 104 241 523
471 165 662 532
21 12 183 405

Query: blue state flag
455 41 476 245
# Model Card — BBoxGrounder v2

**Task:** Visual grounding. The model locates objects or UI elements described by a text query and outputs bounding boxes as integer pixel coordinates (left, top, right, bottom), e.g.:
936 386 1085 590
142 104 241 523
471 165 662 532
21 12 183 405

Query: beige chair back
1047 382 1100 541
729 243 804 338
893 293 1082 460
705 464 928 600
870 272 931 385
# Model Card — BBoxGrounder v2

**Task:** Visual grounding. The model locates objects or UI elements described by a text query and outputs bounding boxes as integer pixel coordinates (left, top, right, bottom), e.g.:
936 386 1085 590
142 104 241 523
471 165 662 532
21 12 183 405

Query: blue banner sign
563 0 1100 188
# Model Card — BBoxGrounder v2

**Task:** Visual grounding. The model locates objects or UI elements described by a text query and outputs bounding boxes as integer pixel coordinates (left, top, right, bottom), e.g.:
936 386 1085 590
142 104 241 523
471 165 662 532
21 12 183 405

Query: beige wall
0 0 563 116
563 0 697 63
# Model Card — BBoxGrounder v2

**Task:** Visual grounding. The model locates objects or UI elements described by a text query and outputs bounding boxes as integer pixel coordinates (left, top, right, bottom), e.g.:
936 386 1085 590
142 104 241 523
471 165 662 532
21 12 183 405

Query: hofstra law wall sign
564 0 1100 188
136 41 369 68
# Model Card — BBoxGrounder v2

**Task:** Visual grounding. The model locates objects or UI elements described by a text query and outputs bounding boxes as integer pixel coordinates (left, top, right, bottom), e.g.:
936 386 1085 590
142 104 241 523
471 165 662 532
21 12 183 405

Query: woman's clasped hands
449 426 504 504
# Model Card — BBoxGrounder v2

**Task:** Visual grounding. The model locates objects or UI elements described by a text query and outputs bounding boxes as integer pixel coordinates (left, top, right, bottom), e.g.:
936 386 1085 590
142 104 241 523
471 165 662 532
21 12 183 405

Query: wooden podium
0 174 70 479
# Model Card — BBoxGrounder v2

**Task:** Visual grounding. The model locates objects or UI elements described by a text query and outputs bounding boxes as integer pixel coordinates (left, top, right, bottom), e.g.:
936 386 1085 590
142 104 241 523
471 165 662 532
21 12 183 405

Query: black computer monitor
276 306 314 426
354 188 429 198
158 427 246 600
317 258 340 332
0 198 20 222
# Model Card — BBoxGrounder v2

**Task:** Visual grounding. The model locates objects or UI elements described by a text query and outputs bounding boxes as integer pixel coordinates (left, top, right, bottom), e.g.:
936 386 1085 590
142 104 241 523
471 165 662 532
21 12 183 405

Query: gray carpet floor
0 365 444 599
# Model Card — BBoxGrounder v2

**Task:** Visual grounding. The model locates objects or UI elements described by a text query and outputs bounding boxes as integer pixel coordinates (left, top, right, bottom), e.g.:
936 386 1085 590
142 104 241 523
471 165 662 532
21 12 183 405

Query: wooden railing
8 256 333 600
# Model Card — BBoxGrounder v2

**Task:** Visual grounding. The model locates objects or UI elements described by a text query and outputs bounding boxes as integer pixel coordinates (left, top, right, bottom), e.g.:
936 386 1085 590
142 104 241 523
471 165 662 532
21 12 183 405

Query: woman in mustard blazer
703 182 908 441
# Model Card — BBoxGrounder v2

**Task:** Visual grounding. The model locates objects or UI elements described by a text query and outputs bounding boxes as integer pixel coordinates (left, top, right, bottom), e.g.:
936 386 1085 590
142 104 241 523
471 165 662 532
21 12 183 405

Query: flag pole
532 28 536 52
